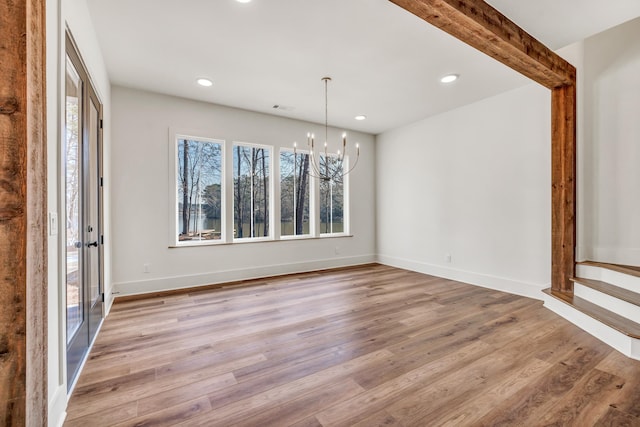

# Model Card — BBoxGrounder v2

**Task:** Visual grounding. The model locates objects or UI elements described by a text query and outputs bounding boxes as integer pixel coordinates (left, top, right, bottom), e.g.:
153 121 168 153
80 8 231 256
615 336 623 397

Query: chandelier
294 77 360 181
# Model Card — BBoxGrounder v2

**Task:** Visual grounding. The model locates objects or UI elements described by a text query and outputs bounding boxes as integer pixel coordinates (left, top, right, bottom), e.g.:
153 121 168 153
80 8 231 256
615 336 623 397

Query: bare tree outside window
177 139 222 241
319 155 344 234
280 150 310 236
234 144 271 239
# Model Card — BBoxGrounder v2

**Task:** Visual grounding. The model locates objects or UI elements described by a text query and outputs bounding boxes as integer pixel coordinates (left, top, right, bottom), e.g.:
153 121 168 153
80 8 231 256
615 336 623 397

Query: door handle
87 241 99 247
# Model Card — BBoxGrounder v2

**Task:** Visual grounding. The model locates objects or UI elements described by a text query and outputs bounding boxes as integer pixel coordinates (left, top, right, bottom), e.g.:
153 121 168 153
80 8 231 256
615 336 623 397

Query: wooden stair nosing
578 261 640 279
571 277 640 308
543 288 640 339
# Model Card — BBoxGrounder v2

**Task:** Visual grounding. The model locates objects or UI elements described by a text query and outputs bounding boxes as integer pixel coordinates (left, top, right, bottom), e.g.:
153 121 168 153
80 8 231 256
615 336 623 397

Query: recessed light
355 115 367 121
236 0 251 3
440 74 459 83
197 78 213 87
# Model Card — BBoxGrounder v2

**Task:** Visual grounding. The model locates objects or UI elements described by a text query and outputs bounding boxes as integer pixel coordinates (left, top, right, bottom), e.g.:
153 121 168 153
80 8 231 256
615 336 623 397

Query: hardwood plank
594 407 640 427
434 357 553 426
63 402 137 427
538 369 623 426
64 265 640 427
67 350 260 421
474 343 612 425
350 410 400 427
384 340 557 425
597 349 640 379
136 372 237 417
187 350 395 426
114 396 212 427
315 339 495 426
231 378 365 427
288 416 323 427
607 375 640 419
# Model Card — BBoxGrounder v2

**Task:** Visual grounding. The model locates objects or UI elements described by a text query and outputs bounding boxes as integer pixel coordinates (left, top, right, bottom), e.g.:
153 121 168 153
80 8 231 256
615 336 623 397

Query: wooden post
388 0 577 293
551 84 577 293
0 0 48 425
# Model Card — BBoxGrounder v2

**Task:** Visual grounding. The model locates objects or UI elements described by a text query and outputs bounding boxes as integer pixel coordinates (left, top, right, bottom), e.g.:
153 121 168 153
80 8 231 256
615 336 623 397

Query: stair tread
543 288 640 339
579 261 640 278
572 277 640 307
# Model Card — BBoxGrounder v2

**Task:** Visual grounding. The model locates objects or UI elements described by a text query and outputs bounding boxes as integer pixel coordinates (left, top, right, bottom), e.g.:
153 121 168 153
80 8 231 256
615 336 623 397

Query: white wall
47 0 112 425
110 86 376 296
580 17 640 266
376 84 552 299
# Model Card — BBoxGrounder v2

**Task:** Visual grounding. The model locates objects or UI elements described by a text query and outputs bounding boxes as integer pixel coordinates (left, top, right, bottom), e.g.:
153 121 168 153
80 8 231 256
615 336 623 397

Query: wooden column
388 0 577 293
0 0 48 425
552 84 577 293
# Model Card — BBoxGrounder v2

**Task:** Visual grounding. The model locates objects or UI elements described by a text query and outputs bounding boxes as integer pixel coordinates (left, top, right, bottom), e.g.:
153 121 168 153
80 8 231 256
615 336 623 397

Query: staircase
543 261 640 360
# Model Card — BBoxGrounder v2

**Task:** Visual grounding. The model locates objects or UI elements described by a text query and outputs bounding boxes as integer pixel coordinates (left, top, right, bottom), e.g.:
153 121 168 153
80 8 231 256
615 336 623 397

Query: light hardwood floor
65 264 640 426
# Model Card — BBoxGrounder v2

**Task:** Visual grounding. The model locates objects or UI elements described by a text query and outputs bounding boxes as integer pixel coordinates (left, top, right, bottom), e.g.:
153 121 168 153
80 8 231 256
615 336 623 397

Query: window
280 150 310 236
319 155 345 234
170 135 350 246
233 143 271 239
176 138 223 242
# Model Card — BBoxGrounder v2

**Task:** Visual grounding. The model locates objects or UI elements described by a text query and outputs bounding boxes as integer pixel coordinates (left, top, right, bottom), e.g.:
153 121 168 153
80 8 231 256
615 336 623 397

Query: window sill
169 233 353 248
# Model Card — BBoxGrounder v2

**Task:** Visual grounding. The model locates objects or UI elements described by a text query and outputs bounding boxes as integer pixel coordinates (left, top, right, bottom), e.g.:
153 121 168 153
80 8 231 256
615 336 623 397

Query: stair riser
574 283 640 325
577 264 640 293
543 295 640 360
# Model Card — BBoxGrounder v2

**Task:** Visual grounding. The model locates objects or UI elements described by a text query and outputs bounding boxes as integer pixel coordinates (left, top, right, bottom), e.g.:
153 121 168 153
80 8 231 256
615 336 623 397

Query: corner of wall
377 254 546 301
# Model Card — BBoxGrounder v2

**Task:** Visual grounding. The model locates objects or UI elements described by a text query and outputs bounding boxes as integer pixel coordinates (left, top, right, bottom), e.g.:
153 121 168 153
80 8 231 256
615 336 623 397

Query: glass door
65 33 104 390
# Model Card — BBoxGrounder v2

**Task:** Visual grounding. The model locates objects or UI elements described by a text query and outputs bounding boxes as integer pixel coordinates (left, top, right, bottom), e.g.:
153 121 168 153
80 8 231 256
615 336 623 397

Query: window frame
232 141 275 243
279 147 314 240
169 131 226 247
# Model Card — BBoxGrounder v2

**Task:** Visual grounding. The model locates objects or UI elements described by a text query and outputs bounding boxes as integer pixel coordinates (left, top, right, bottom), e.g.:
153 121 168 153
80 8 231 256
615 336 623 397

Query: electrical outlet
335 246 340 255
445 254 452 263
143 263 150 273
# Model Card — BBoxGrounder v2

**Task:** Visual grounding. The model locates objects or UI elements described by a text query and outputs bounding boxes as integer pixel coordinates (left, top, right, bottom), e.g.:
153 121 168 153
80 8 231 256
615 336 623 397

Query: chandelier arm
342 152 360 176
307 151 324 178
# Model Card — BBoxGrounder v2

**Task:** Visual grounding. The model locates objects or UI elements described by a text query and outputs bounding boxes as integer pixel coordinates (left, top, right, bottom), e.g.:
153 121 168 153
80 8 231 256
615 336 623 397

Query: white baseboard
104 284 115 315
48 384 67 427
376 254 546 300
112 254 376 297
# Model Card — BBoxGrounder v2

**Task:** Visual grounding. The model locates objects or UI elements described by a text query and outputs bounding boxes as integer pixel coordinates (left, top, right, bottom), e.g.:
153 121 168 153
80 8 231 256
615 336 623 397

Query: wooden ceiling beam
389 0 576 89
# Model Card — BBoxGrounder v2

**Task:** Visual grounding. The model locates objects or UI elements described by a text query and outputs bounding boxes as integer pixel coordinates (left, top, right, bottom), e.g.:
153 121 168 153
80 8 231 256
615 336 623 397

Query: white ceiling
86 0 640 135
